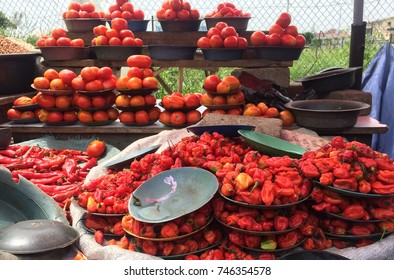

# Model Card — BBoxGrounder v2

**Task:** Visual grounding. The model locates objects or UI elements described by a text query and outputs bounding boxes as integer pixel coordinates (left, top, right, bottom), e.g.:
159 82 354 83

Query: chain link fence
0 0 393 81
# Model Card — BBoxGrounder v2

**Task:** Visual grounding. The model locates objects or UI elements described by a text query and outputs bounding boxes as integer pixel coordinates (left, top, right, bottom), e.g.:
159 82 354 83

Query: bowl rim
296 67 361 83
285 99 370 113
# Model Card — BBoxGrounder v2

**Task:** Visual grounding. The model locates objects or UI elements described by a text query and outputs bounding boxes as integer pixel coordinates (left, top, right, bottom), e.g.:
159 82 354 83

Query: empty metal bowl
284 99 370 130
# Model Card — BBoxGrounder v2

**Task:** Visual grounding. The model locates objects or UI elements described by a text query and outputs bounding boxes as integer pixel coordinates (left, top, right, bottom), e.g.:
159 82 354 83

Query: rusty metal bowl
284 99 370 130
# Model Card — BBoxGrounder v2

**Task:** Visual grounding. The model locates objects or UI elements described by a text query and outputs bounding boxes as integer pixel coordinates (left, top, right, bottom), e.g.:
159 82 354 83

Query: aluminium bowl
39 46 90 61
90 45 142 60
63 18 104 32
158 19 202 32
148 45 197 60
106 19 150 32
201 48 246 60
204 17 251 31
284 99 370 130
252 46 304 61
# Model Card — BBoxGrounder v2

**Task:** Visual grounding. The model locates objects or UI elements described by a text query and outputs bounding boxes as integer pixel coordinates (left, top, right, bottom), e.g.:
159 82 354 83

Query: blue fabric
361 43 394 158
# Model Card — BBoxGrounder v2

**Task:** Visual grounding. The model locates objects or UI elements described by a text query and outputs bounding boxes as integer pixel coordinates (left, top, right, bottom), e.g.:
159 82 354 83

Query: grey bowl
158 19 202 32
148 45 197 60
64 18 104 32
284 99 370 130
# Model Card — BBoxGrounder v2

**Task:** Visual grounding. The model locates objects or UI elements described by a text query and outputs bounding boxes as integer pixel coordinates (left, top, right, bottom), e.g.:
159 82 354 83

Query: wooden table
302 116 389 146
0 115 388 150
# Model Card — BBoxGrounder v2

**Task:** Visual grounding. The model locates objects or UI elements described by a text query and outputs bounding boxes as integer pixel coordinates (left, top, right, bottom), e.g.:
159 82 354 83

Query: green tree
0 11 16 29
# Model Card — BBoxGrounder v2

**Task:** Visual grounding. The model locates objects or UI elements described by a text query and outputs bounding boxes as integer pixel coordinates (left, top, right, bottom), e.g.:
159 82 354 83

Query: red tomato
266 33 281 46
285 25 299 37
203 74 221 91
295 34 306 47
126 55 151 68
111 18 128 31
275 12 292 29
87 140 106 158
223 35 238 48
250 31 267 46
280 34 297 46
269 24 285 36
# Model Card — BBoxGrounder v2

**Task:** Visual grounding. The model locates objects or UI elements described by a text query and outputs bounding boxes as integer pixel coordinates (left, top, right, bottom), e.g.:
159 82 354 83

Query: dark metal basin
284 99 370 130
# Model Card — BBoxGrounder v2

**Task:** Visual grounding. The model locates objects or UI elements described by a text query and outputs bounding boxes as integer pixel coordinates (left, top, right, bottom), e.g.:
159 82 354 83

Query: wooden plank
42 58 293 68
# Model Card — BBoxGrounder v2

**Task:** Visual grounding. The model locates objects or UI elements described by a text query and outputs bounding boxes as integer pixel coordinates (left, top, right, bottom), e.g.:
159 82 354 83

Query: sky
0 0 393 37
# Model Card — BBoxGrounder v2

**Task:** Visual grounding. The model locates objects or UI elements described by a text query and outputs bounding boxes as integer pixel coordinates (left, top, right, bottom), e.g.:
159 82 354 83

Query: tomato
275 12 292 29
250 31 266 46
285 25 298 37
203 74 221 91
197 36 211 48
280 34 297 46
269 23 285 36
111 17 128 31
87 140 106 158
220 26 237 39
295 34 306 47
127 55 152 68
266 33 281 46
223 35 238 48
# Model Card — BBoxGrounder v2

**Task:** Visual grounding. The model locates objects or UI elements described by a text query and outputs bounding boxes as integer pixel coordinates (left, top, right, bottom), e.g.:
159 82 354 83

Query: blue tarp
361 43 394 158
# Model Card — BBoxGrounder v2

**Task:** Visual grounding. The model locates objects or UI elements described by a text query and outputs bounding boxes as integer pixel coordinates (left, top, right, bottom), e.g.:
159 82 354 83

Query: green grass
154 40 385 99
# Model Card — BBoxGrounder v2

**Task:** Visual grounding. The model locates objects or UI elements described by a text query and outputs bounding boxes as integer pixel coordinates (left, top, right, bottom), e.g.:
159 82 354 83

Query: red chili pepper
158 242 173 256
277 231 298 249
141 240 158 256
30 174 64 185
377 170 394 184
333 178 358 192
94 230 104 245
378 220 394 233
375 157 394 171
312 157 338 173
238 183 262 204
62 158 78 183
261 180 275 206
244 235 261 249
179 222 193 234
299 161 320 178
274 216 289 231
371 181 394 194
0 149 17 158
110 221 125 236
80 157 98 172
348 225 371 236
358 157 377 171
333 165 351 179
370 208 394 220
289 213 304 228
265 156 294 168
358 179 372 193
342 204 369 220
